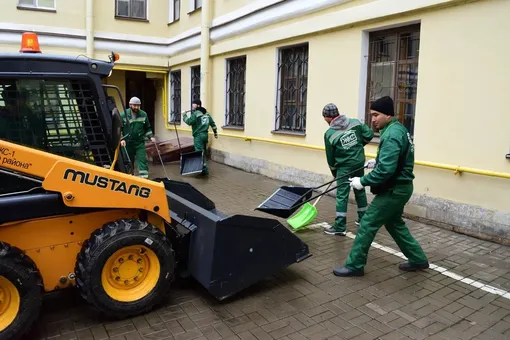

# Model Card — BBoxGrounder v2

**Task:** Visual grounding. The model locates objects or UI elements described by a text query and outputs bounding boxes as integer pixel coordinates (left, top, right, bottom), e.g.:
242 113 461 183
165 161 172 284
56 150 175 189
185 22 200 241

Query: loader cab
0 33 131 195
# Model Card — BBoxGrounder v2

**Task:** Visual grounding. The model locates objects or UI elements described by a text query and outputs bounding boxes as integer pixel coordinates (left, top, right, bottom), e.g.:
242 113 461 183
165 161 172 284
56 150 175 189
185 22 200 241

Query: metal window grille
191 66 201 103
116 0 147 20
0 78 111 167
366 24 420 137
170 70 181 124
225 56 246 127
275 44 308 132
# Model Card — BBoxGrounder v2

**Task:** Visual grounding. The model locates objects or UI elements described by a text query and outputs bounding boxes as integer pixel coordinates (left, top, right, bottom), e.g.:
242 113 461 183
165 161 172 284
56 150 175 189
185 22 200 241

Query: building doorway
125 71 156 131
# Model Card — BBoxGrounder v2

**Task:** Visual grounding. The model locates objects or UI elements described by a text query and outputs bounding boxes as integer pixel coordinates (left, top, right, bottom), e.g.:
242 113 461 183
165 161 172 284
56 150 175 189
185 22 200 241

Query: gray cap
129 96 141 105
322 103 339 117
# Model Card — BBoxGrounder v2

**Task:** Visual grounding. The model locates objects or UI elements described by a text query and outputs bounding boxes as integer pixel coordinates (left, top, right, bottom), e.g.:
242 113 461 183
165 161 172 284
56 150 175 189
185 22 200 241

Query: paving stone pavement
27 161 510 340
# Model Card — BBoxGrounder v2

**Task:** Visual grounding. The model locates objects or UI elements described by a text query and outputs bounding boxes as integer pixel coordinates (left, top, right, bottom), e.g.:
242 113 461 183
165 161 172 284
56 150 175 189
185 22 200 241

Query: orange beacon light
20 32 42 53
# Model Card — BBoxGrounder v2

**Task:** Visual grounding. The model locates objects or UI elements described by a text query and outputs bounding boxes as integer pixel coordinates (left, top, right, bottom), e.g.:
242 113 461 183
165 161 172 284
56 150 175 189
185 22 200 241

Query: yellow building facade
2 0 510 242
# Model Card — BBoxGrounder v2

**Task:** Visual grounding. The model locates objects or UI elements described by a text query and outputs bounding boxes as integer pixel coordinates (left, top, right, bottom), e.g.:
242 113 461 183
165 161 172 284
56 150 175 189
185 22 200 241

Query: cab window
0 78 111 166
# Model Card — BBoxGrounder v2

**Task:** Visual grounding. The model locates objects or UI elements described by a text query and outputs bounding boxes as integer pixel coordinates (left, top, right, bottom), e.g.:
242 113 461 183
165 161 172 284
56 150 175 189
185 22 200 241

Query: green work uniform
324 115 374 232
120 108 153 179
344 118 428 271
183 109 218 175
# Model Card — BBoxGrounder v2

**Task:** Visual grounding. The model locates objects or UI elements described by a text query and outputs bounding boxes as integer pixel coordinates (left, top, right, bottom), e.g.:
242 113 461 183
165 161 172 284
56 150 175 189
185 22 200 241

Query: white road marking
300 222 510 300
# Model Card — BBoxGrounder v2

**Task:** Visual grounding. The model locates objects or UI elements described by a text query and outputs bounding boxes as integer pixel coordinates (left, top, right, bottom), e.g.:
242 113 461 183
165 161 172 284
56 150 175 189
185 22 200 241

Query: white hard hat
129 96 141 105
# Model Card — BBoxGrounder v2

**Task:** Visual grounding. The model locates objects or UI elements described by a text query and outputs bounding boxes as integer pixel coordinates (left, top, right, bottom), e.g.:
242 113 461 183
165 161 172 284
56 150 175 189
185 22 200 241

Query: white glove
365 159 376 169
349 177 363 190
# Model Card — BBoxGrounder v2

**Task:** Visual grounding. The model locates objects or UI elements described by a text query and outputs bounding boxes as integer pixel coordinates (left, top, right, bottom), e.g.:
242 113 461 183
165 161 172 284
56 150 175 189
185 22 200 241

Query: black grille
0 78 111 167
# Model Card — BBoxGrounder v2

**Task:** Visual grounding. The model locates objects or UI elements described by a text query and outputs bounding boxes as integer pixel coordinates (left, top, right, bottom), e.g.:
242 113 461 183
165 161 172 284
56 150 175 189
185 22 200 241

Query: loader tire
0 242 43 340
75 219 175 319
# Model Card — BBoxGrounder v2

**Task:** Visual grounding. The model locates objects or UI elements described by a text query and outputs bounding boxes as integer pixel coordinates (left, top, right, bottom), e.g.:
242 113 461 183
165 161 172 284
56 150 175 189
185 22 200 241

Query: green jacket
120 108 153 143
360 118 415 191
183 109 217 137
324 116 374 176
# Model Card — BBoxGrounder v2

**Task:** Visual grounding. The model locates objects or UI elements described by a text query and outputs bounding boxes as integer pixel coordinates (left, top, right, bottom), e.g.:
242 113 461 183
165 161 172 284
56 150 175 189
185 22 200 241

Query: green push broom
287 180 335 231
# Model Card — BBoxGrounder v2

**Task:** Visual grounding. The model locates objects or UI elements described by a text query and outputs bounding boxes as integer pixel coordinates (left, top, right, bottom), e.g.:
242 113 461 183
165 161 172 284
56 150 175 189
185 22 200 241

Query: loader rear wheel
75 219 175 319
0 242 43 340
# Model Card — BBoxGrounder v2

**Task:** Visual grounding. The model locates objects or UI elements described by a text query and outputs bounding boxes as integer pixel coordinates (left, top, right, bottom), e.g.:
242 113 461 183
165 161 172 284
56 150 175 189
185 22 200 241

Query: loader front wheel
0 242 43 340
75 219 175 319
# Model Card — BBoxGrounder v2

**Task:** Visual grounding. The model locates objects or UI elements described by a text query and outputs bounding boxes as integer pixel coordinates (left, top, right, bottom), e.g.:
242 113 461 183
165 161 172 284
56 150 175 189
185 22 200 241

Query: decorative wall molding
210 0 352 42
0 0 466 59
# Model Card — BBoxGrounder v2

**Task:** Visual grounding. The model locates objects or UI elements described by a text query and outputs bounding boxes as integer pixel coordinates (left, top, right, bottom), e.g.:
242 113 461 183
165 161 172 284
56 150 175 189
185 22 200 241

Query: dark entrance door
125 71 156 133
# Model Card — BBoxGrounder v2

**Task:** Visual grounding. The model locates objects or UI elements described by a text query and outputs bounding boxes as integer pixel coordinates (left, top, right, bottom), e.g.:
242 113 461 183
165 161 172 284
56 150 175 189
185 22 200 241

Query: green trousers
193 133 209 174
333 167 368 232
125 141 149 178
345 183 428 271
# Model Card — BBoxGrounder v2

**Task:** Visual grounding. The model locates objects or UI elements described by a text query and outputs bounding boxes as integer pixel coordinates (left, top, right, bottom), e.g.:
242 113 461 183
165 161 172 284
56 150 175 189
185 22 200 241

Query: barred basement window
365 24 420 137
116 0 147 20
170 70 181 124
0 78 111 167
225 56 246 127
275 43 308 133
190 65 201 103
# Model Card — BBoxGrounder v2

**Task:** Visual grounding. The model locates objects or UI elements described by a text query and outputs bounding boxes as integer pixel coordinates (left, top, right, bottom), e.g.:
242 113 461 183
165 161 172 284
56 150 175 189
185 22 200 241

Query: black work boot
398 262 429 272
333 266 364 277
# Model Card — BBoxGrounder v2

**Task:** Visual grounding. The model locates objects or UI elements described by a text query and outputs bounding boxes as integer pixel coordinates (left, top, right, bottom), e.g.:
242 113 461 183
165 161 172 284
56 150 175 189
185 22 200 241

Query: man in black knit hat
333 96 429 277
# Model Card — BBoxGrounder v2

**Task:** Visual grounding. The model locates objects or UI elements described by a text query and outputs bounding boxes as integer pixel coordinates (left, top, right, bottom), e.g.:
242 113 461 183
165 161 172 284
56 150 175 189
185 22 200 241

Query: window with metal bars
190 66 201 103
0 78 111 167
225 56 246 127
170 70 181 124
275 43 308 133
365 24 420 137
116 0 147 20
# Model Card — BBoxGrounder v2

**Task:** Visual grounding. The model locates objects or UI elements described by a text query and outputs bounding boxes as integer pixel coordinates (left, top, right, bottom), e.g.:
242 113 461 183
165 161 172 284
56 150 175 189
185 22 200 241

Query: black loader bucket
154 178 312 301
180 150 204 176
255 186 315 218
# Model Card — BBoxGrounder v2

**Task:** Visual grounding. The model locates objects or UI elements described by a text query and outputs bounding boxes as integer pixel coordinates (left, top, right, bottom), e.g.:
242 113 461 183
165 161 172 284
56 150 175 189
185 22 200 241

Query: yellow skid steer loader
0 33 311 339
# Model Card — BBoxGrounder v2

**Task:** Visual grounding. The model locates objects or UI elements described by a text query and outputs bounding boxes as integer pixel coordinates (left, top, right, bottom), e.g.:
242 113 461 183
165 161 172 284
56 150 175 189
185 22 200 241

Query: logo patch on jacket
340 130 358 150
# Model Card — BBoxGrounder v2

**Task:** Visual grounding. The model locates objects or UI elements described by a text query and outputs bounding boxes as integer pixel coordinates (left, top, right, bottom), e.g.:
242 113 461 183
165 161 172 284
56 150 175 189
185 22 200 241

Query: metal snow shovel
175 110 205 176
256 165 368 219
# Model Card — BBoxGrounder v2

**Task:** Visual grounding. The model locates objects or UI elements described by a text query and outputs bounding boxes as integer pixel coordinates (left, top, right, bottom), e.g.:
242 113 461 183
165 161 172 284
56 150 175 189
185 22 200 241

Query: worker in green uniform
120 97 156 179
183 99 218 176
322 103 374 236
333 96 429 277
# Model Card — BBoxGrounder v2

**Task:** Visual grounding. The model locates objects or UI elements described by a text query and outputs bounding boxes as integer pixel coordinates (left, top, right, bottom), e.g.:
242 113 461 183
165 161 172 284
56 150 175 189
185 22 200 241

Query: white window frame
115 0 150 21
17 0 56 10
169 0 180 23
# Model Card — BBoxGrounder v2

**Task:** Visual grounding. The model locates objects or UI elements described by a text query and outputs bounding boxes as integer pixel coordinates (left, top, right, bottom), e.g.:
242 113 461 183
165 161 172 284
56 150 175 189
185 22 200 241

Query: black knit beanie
322 103 339 117
370 96 394 116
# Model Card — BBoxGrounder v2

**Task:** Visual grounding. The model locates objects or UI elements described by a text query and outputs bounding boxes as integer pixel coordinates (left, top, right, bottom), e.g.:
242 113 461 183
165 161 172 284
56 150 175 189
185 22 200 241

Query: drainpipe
86 0 94 58
200 0 211 107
